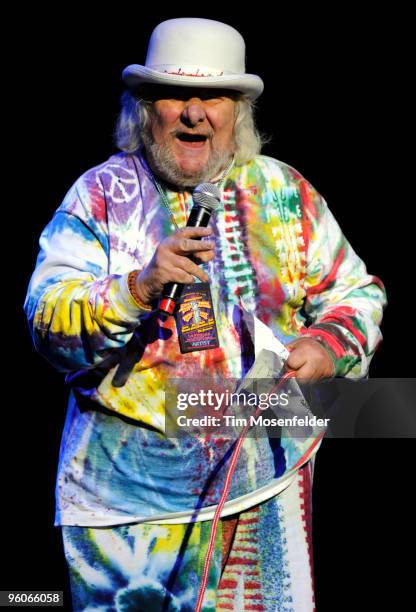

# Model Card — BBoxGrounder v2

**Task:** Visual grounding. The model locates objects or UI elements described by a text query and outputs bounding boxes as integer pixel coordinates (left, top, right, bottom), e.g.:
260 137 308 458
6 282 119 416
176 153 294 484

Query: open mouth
176 132 208 143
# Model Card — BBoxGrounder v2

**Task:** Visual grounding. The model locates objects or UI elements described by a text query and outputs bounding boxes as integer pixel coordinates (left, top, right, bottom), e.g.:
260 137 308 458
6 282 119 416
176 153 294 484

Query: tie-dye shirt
24 152 386 526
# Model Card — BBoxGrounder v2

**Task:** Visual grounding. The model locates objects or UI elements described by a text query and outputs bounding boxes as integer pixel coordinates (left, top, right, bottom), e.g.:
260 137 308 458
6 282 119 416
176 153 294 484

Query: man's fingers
178 227 213 239
165 227 215 254
165 267 207 285
170 237 215 254
171 254 210 282
141 228 214 299
285 338 334 380
286 350 307 371
286 350 318 379
289 363 318 380
168 268 199 285
285 342 315 378
193 250 215 264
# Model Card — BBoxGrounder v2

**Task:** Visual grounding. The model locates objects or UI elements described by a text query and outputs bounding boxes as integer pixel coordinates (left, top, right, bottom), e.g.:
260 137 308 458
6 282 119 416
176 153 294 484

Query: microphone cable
194 369 300 612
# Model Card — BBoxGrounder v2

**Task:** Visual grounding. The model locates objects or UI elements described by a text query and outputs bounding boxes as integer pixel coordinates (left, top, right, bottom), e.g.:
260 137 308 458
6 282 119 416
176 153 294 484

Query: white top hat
122 18 264 100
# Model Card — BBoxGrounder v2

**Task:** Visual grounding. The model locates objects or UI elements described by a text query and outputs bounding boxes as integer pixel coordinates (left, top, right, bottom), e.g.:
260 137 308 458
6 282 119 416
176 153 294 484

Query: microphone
159 182 221 315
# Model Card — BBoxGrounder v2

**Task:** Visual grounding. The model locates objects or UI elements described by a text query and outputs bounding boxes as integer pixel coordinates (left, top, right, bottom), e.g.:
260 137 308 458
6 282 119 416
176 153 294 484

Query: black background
5 8 413 611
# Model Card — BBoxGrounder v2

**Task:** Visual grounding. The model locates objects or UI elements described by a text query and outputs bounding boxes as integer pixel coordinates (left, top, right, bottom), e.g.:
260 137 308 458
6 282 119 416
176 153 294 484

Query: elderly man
25 17 386 612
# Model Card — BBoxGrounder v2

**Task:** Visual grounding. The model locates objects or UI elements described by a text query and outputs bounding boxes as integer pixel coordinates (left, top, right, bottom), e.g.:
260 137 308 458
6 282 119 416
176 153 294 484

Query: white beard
141 129 233 189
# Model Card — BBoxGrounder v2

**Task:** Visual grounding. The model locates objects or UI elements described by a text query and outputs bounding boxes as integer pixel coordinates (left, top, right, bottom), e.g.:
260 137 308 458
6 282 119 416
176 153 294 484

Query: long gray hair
114 90 267 165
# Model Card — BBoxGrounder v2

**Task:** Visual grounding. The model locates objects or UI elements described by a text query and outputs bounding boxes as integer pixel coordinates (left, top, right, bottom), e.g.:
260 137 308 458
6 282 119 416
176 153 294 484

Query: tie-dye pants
61 461 315 611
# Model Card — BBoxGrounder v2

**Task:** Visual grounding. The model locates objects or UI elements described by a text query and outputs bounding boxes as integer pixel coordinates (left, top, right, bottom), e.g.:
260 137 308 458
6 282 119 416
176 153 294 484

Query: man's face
142 86 237 188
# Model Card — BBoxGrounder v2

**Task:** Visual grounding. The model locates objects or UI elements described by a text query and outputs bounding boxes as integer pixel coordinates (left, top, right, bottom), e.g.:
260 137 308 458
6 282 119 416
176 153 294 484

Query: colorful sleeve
24 178 148 373
298 180 387 378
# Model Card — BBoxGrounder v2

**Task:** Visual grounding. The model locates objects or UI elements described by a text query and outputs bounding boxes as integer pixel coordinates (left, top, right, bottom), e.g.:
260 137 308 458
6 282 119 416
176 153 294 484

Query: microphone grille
193 183 221 211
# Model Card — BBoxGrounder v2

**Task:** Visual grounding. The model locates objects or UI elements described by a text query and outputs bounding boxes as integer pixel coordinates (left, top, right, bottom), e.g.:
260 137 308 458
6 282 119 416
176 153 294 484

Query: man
25 18 386 611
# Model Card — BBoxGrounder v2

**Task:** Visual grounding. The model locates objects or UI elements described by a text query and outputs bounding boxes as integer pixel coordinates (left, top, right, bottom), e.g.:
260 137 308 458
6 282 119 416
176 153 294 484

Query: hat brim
122 65 264 100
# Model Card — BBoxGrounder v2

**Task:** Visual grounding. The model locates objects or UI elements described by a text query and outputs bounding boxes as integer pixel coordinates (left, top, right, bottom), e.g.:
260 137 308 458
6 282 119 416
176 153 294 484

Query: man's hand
285 337 335 380
134 227 215 304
